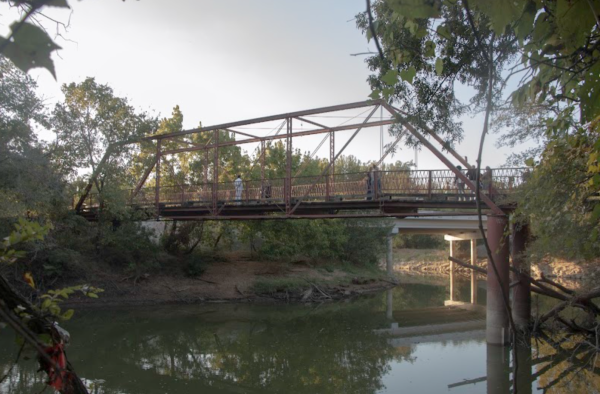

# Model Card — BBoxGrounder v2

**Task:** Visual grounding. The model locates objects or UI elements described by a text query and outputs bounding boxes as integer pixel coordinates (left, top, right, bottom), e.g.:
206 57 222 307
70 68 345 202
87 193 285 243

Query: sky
1 0 532 170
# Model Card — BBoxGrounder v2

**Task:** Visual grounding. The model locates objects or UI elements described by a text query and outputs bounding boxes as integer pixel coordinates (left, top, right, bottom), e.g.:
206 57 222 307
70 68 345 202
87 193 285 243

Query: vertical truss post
260 140 266 199
330 130 335 198
155 139 161 217
427 170 433 198
204 149 209 185
449 240 455 301
212 130 219 215
286 118 292 214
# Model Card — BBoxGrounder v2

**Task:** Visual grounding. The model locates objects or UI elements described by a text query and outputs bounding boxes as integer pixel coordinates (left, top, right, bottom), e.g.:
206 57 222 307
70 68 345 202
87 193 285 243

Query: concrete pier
486 215 510 345
386 234 393 276
512 223 531 330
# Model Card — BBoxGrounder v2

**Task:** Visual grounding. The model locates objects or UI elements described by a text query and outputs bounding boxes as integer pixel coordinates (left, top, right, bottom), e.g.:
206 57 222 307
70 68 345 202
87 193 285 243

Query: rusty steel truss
75 99 517 221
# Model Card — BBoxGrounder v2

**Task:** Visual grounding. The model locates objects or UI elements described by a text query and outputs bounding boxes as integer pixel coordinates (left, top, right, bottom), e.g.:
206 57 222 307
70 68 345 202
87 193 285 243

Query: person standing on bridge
455 165 466 201
234 175 243 205
481 166 492 194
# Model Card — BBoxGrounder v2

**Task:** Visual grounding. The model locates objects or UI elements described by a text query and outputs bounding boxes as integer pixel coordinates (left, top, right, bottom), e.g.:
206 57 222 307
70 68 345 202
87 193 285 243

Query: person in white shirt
234 175 243 205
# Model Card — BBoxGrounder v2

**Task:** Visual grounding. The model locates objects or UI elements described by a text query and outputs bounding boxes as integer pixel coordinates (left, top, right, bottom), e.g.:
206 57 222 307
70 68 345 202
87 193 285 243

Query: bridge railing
76 167 528 210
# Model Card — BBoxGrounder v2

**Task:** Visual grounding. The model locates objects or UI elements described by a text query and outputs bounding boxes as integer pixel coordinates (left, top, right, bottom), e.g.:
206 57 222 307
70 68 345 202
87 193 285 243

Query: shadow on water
0 280 598 393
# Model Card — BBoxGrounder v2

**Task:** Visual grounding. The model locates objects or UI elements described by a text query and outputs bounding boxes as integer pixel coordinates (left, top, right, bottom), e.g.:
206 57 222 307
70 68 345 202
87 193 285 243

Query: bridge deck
77 168 525 220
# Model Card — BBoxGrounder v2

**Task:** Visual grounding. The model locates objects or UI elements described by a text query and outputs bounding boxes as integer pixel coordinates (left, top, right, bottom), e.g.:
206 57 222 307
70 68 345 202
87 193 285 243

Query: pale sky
1 0 531 170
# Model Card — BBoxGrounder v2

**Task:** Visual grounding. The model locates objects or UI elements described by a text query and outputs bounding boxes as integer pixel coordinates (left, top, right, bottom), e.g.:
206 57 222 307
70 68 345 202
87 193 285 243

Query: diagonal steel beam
130 154 157 202
161 119 395 156
295 116 329 129
224 128 260 140
381 103 503 215
387 103 472 169
288 105 380 216
75 147 113 212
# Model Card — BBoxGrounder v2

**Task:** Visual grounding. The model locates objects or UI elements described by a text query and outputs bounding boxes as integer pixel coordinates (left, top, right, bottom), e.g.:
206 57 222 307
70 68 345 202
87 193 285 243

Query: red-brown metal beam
75 147 113 212
145 100 383 141
155 140 161 215
224 128 260 140
289 105 380 215
381 102 503 215
295 116 329 129
161 119 395 156
388 104 472 169
130 154 157 202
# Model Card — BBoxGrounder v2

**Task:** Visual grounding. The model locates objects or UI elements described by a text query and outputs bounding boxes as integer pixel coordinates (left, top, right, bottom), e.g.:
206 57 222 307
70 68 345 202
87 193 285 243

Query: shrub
183 254 207 277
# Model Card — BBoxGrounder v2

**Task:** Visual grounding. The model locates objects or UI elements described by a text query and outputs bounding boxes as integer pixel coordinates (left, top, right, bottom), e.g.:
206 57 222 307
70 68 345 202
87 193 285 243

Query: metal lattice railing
77 168 528 210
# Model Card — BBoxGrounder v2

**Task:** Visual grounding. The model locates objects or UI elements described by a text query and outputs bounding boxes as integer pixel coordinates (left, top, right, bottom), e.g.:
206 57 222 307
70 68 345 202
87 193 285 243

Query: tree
358 0 600 258
0 56 64 220
51 77 157 216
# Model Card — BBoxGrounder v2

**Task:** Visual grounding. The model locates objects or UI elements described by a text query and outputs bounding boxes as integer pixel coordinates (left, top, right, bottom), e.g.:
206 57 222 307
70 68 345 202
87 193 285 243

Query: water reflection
0 281 598 394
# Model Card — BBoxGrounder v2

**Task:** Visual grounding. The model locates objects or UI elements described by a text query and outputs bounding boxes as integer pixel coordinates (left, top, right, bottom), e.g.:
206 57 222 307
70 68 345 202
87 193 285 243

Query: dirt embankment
393 248 600 289
60 255 395 308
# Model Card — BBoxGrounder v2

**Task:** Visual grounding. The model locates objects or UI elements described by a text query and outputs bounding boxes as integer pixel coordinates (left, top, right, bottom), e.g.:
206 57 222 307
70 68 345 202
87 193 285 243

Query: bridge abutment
486 214 510 346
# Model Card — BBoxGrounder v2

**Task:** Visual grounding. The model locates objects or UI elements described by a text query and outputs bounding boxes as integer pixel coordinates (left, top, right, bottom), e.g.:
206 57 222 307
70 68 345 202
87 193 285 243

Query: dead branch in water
448 256 600 338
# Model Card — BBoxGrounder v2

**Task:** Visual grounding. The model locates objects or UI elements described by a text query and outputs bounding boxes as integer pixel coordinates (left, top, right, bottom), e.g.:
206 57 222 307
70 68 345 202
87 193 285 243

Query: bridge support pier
486 344 510 393
386 234 393 277
470 239 478 304
486 214 510 346
449 240 455 301
511 222 530 330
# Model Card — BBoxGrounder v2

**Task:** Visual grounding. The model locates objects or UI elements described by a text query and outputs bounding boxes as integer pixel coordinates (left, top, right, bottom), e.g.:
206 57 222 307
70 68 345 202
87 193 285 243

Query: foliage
51 77 157 182
242 219 392 266
0 57 66 218
97 221 161 272
0 218 51 265
513 123 600 259
359 0 600 259
183 254 207 277
393 233 445 249
0 1 68 78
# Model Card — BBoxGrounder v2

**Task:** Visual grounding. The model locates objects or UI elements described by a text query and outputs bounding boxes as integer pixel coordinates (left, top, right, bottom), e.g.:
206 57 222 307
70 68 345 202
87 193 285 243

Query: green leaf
62 309 74 320
87 293 99 298
592 203 600 221
470 0 523 34
387 0 441 19
424 40 436 57
556 0 597 51
525 157 535 167
435 57 444 76
41 298 52 310
369 89 381 100
381 69 398 85
436 24 449 39
399 66 417 84
405 20 418 35
579 62 600 122
0 22 61 78
515 0 538 41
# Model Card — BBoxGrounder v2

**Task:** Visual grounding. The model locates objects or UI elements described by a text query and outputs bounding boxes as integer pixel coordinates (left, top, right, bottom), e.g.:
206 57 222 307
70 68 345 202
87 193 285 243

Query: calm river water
1 277 598 393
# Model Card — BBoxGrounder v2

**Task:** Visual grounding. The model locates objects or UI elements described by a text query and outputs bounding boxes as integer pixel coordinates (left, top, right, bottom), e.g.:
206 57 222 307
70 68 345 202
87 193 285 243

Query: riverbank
57 253 395 308
393 248 600 289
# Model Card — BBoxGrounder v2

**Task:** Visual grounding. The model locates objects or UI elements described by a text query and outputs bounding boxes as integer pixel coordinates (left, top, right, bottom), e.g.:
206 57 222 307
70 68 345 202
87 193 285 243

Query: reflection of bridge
77 167 524 221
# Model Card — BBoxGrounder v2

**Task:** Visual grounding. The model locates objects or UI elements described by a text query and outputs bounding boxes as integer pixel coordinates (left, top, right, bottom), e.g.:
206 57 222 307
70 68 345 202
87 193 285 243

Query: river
0 277 598 393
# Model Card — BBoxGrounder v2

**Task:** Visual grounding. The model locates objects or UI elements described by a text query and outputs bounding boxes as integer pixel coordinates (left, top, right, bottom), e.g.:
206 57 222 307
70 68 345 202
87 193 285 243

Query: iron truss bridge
74 100 525 221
